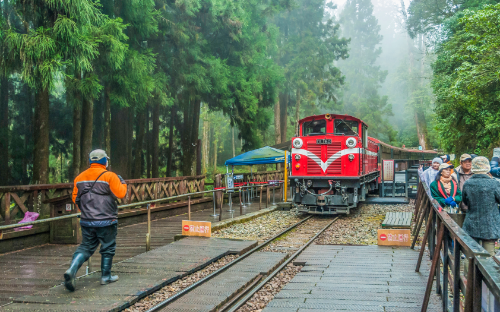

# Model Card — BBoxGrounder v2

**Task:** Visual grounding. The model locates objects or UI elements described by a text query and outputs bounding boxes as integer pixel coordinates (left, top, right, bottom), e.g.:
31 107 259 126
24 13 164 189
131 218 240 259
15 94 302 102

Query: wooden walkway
3 237 258 311
382 212 413 228
0 198 271 306
264 245 441 312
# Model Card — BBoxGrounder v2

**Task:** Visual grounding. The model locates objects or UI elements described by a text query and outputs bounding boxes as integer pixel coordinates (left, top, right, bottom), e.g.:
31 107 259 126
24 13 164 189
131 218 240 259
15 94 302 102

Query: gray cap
89 149 109 161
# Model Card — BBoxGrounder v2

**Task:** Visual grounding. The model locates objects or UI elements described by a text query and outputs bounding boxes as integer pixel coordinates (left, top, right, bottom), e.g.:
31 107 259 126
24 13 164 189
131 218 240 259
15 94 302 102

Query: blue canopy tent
224 146 290 166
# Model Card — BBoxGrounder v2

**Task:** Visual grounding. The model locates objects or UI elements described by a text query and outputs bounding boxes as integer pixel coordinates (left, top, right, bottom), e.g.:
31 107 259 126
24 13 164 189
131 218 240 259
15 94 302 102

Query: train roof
369 137 438 155
298 114 367 126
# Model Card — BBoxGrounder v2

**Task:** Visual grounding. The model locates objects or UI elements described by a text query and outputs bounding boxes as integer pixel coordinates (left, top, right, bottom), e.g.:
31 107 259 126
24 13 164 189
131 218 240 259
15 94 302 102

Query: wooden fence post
3 192 11 224
421 222 445 312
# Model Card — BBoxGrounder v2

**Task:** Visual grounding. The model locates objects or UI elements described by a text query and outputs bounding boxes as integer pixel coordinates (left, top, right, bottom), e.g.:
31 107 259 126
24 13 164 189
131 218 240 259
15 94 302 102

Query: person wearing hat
64 149 127 291
430 163 462 213
419 157 443 192
490 156 500 179
430 163 462 212
461 156 500 256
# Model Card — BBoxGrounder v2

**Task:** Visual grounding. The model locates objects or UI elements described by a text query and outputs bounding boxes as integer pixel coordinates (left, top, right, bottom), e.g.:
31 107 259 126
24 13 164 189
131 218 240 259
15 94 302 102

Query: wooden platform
0 198 272 306
382 212 412 228
2 237 257 311
264 245 441 312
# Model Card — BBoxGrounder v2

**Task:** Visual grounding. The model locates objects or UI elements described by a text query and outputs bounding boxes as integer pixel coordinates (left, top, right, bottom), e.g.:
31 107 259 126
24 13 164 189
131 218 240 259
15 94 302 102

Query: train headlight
295 164 301 170
346 137 357 148
306 180 313 187
292 138 303 148
294 154 301 161
348 154 355 161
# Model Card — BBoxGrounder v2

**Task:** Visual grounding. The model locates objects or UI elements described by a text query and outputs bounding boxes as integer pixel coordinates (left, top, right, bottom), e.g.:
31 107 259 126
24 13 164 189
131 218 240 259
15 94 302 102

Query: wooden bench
382 212 412 228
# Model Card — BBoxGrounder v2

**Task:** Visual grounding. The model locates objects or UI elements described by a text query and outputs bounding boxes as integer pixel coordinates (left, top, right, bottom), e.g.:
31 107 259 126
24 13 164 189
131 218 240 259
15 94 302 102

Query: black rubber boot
64 253 87 291
100 256 119 285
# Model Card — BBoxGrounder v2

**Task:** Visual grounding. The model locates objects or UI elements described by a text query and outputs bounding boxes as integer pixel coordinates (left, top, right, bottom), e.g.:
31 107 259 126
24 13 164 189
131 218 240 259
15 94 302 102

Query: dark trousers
75 224 117 260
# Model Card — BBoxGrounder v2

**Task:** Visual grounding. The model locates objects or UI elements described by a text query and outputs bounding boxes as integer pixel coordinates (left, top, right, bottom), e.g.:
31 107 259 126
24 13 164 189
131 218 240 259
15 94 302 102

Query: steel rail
223 216 339 312
0 183 282 231
145 215 313 312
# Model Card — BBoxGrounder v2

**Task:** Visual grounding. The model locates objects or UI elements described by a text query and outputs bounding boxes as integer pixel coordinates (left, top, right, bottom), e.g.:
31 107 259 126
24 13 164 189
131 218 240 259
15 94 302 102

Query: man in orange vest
64 149 127 291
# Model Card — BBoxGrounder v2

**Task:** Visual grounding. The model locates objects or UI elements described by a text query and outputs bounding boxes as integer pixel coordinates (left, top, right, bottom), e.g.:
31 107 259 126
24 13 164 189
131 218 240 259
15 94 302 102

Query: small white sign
418 146 422 151
66 204 72 212
494 148 500 158
234 175 244 180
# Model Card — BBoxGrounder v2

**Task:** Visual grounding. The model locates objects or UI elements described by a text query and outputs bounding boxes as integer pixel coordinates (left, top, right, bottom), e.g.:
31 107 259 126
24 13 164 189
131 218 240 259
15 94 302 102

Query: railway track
130 215 338 312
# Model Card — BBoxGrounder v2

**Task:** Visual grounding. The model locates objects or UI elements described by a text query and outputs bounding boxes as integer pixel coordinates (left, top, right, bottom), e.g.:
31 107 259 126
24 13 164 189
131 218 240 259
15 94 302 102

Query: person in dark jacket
452 154 474 212
462 156 500 256
64 149 127 291
430 163 462 213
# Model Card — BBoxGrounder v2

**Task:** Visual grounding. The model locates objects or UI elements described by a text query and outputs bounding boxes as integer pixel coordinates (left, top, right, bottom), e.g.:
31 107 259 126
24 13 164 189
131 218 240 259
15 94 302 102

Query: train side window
302 119 326 136
334 119 358 135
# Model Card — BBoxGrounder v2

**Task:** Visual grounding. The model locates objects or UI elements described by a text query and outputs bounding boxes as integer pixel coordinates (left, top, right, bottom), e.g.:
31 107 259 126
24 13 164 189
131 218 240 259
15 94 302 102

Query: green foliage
432 4 500 156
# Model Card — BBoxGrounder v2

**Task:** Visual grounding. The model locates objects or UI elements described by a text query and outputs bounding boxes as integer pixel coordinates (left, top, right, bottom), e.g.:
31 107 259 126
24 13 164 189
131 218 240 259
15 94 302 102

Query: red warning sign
377 229 411 246
182 220 211 237
379 233 387 241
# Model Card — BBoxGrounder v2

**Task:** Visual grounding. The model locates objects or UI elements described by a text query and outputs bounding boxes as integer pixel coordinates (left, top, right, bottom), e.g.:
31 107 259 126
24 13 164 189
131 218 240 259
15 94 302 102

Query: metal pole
259 186 263 210
273 185 275 205
266 186 269 208
219 190 222 222
87 257 92 274
188 196 191 220
227 193 234 212
211 191 219 217
146 203 151 252
239 188 243 215
284 151 288 202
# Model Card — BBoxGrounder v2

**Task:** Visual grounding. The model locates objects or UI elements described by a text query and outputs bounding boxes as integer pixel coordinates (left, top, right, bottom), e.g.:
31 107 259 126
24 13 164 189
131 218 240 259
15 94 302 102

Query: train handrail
0 182 283 231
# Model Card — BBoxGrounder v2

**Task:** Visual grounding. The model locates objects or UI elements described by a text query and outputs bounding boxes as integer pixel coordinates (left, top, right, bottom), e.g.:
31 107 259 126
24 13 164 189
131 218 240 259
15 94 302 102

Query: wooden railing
0 175 206 225
413 181 500 311
220 170 284 187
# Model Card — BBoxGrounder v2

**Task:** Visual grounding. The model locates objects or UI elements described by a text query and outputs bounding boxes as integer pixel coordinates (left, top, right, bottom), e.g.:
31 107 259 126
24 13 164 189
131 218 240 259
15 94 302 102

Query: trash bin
44 195 81 244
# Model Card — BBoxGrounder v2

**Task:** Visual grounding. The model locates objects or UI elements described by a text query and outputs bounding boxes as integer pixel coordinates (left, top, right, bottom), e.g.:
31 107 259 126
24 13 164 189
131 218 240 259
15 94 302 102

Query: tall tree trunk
180 97 201 176
146 105 151 178
274 97 281 145
232 127 235 157
295 88 300 136
213 139 218 173
133 110 145 178
104 84 111 156
80 96 94 172
0 75 9 186
111 106 129 176
0 0 9 185
279 92 288 143
72 94 82 178
127 108 134 178
202 117 209 174
166 105 175 177
32 87 50 184
93 92 104 148
152 101 160 178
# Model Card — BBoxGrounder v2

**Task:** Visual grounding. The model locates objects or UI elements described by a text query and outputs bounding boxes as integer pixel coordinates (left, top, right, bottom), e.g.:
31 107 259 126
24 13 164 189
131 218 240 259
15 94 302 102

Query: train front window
334 119 358 135
302 119 326 136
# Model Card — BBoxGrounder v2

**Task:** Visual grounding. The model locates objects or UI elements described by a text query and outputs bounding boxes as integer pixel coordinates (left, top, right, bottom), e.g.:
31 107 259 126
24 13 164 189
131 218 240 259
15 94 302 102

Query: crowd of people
419 152 500 256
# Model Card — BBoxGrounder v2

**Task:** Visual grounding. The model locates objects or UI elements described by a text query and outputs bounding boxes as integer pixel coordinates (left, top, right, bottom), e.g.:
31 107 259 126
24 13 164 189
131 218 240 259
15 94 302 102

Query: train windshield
302 119 326 136
334 119 358 135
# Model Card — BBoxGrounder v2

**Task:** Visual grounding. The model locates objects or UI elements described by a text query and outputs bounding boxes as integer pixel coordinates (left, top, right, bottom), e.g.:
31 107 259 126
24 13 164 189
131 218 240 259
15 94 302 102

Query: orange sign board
182 220 211 237
377 229 411 246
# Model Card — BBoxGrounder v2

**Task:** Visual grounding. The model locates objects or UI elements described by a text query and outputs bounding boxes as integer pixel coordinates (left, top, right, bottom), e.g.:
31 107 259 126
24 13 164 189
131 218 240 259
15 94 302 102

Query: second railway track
125 215 338 312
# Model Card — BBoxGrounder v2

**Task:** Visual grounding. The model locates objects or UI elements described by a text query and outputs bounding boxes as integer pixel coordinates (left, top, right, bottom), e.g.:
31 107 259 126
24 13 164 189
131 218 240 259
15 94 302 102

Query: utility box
44 195 81 244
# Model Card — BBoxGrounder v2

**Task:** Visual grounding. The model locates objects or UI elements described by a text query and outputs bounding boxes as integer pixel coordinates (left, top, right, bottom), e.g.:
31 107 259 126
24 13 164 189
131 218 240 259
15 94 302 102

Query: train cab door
362 125 368 175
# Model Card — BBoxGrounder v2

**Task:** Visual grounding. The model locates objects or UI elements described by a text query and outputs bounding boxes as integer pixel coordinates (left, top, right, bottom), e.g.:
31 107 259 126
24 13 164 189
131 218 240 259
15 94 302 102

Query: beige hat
472 156 490 174
438 163 454 171
89 149 109 161
460 154 472 162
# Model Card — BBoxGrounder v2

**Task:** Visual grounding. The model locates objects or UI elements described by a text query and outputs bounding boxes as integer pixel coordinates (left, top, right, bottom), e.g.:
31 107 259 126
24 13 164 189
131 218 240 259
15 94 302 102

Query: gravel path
212 211 303 242
315 202 414 245
124 255 238 312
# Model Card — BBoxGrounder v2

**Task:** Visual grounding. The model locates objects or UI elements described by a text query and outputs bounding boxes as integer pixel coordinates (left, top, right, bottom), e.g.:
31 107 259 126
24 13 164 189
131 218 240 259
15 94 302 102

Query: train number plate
316 139 331 144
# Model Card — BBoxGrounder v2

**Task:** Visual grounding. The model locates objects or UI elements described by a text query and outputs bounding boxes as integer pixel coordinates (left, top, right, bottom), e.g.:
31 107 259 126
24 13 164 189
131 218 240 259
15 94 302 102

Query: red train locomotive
290 114 437 214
